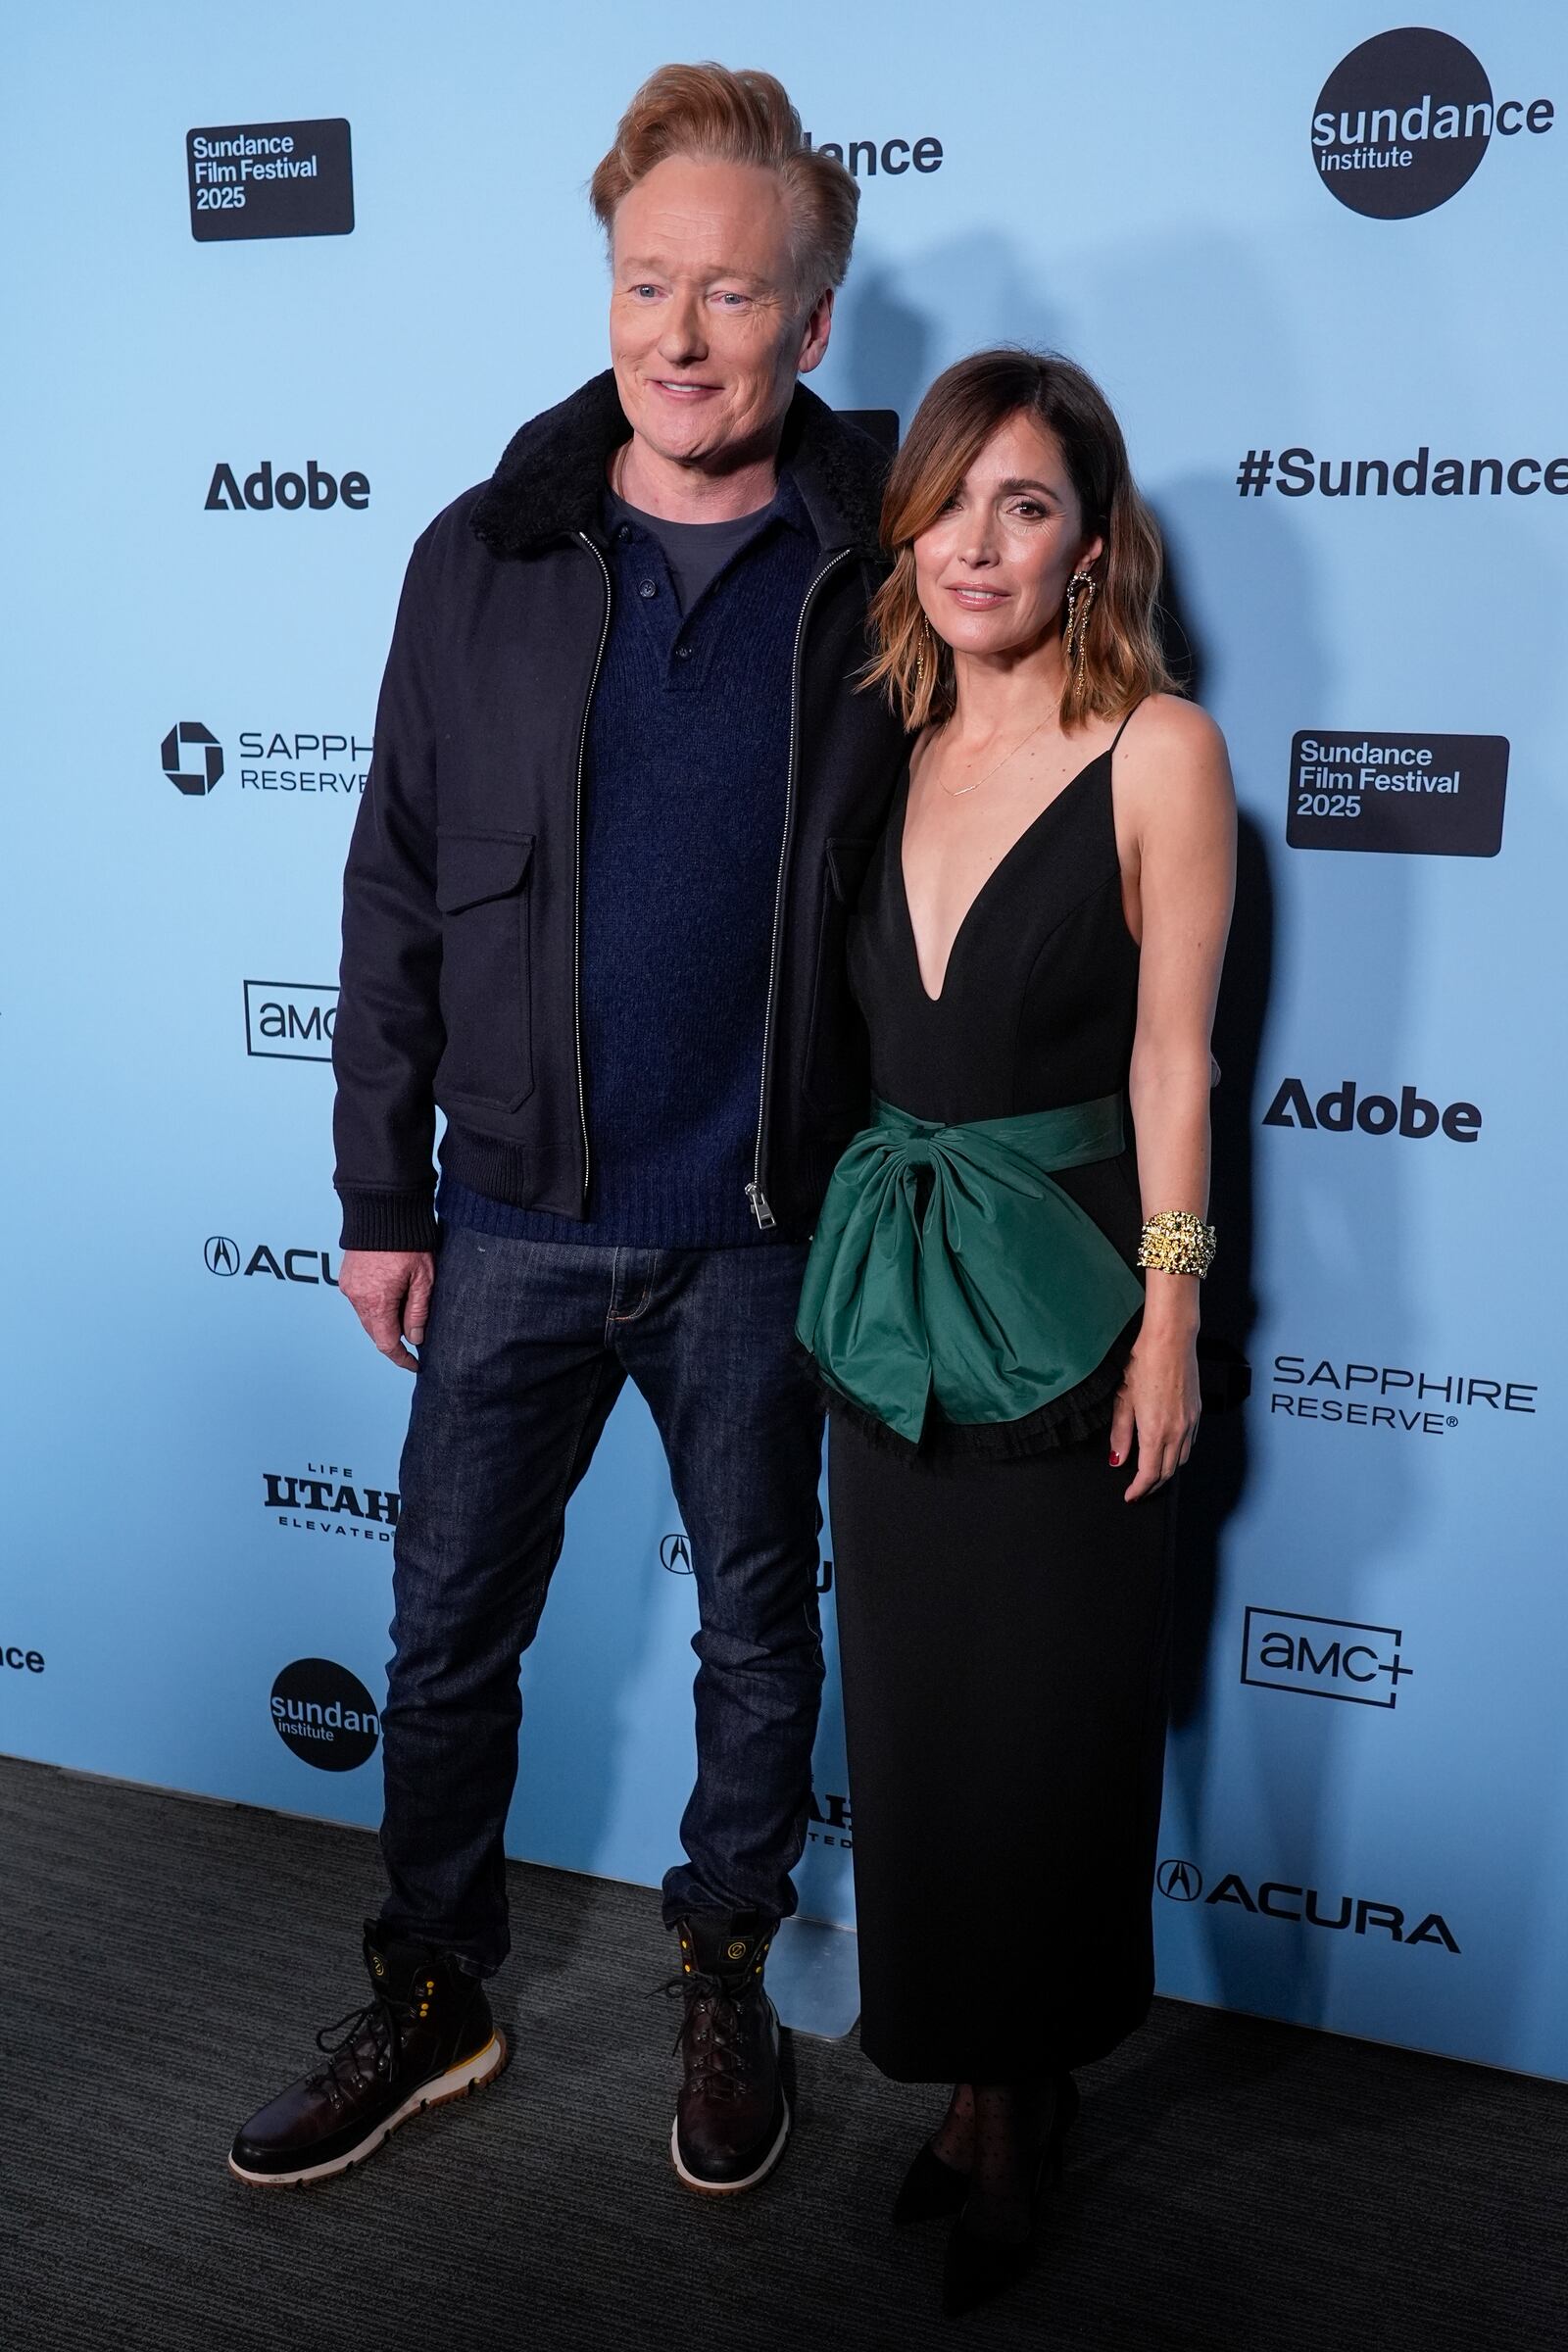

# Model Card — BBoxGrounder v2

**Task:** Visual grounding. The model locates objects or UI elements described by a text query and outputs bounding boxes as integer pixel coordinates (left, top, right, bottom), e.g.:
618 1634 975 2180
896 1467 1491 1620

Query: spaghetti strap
1108 697 1148 756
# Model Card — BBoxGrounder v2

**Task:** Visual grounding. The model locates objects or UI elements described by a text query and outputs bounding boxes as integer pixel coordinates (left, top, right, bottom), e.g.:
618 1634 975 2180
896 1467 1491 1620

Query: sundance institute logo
270 1658 379 1772
1313 28 1554 218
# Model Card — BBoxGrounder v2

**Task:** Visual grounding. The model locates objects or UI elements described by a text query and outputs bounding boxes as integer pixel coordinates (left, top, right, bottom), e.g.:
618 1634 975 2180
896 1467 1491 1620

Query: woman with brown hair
796 350 1235 2314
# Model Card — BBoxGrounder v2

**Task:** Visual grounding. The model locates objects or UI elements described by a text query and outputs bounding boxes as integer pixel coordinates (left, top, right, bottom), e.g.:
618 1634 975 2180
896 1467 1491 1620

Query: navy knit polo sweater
438 472 821 1249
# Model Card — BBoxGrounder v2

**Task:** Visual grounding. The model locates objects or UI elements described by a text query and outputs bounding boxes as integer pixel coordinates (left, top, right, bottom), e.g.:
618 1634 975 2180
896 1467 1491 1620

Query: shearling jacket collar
471 368 886 560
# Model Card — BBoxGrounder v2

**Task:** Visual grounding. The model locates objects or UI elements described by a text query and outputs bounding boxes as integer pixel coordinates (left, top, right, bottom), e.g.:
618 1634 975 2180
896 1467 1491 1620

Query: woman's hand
1109 1320 1200 1500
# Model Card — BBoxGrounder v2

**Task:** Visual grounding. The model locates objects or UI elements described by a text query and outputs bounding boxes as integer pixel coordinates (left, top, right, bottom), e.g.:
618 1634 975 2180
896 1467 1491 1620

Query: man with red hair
229 65 904 2196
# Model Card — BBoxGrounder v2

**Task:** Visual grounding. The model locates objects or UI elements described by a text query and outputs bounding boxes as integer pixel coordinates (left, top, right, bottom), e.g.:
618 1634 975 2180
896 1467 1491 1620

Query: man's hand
339 1249 436 1372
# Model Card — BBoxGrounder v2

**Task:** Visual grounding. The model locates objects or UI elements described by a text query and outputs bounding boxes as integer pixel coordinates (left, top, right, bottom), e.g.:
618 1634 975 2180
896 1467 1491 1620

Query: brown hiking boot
228 1921 507 2187
669 1912 789 2193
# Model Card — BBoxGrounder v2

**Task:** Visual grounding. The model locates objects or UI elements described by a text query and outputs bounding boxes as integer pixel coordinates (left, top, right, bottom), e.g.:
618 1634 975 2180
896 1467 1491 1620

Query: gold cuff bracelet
1137 1210 1217 1278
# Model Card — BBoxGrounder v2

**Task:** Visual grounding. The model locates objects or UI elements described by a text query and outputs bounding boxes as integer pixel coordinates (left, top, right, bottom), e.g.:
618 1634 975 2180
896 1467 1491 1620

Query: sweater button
638 579 658 599
675 644 692 659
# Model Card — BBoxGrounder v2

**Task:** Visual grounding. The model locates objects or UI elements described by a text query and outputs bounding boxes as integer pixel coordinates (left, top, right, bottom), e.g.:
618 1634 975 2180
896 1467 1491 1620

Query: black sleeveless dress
828 717 1176 2083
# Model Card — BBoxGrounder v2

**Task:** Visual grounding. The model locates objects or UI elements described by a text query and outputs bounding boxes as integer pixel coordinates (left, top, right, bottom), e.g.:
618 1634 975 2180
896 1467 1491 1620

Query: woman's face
911 411 1103 662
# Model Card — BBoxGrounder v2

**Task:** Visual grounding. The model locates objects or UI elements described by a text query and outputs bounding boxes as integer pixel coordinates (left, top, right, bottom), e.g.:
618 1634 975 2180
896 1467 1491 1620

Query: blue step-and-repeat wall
5 2 1565 2078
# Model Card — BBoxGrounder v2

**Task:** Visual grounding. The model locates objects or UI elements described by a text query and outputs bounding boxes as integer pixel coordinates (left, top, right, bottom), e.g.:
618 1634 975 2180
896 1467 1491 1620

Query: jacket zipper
573 533 614 1210
747 548 854 1229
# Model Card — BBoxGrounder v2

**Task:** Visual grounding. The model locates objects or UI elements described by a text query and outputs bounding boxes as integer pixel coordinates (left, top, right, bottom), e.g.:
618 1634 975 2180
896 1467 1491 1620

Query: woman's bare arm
1111 695 1237 1500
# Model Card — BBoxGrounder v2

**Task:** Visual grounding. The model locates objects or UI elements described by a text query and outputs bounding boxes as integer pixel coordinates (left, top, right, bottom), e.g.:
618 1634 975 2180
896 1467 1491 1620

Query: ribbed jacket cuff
336 1187 440 1252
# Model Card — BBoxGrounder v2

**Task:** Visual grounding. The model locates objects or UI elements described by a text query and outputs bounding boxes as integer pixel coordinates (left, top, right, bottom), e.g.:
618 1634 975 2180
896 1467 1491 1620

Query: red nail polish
1108 1450 1122 1467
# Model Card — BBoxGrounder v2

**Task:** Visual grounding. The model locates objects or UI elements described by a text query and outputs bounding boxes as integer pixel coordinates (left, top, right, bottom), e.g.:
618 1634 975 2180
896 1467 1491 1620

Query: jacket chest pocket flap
434 830 536 1112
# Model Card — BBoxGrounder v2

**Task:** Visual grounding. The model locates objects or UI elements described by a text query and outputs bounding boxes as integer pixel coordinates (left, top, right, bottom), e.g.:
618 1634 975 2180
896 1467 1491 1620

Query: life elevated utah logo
807 1790 852 1851
187 119 354 241
265 1463 399 1544
1313 29 1553 218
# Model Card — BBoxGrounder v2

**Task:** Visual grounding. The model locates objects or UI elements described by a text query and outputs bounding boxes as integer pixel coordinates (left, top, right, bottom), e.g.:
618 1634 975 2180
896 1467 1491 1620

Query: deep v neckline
898 748 1110 1005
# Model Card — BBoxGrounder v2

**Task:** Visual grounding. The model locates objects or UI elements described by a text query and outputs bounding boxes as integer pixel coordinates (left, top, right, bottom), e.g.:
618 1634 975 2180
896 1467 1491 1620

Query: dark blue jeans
378 1225 826 1974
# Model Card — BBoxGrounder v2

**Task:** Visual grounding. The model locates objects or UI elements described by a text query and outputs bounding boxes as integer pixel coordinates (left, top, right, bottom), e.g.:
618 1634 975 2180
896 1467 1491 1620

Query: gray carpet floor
5 1753 1564 2352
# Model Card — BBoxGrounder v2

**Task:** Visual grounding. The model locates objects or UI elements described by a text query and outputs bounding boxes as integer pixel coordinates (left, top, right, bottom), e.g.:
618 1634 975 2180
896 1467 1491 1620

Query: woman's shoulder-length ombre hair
864 349 1176 733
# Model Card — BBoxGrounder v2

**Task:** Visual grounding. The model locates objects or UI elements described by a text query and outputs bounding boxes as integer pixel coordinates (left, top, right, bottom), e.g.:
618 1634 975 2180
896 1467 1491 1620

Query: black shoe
893 2140 970 2228
228 1921 507 2187
669 1912 789 2194
939 2075 1079 2319
899 2071 1078 2230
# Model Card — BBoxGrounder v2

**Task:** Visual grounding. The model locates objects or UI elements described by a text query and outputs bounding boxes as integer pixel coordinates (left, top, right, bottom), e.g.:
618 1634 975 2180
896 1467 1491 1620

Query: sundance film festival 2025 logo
266 1464 400 1544
187 119 354 240
1262 1078 1480 1143
1312 29 1553 217
1288 731 1508 858
1267 1350 1537 1439
270 1659 379 1771
1157 1859 1457 1952
205 459 369 512
245 981 338 1061
661 1533 834 1594
1241 1607 1411 1708
158 721 371 802
205 1235 340 1287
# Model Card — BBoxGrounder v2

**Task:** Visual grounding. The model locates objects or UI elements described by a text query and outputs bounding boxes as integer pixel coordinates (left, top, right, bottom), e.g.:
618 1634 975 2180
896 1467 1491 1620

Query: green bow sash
796 1095 1145 1445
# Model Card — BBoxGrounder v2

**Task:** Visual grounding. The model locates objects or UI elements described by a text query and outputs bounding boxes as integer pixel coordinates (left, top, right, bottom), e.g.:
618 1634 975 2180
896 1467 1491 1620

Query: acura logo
205 1235 240 1275
660 1534 693 1574
1157 1858 1203 1901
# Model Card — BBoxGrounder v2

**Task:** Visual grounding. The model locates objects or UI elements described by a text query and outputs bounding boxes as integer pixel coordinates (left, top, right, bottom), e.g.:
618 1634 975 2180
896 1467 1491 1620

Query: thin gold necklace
936 707 1059 799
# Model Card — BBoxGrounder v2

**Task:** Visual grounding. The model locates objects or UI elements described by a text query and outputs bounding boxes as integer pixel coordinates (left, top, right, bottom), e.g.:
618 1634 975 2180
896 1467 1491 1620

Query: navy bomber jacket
331 371 908 1252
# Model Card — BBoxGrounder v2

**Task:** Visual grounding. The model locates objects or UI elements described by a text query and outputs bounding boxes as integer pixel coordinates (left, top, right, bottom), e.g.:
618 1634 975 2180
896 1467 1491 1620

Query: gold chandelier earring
911 612 938 704
1063 568 1099 682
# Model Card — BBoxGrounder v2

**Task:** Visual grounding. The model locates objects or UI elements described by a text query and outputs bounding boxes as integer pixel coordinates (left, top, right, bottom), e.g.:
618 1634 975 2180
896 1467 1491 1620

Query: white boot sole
227 2030 509 2188
669 2094 791 2196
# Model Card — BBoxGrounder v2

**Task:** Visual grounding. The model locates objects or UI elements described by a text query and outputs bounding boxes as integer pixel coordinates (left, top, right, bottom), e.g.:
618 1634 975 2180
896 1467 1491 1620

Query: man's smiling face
608 154 830 477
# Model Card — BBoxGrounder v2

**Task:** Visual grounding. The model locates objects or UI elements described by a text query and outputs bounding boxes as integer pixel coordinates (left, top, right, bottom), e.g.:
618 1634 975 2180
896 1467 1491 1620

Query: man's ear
797 287 834 376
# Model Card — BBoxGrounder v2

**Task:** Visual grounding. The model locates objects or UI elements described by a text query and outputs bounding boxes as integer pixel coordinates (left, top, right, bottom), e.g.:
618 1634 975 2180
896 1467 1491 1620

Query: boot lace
309 1993 407 2105
665 1971 757 2102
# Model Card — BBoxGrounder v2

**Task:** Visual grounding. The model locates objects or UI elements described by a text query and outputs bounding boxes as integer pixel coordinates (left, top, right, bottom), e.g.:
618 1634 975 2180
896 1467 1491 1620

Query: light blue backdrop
3 0 1564 2075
